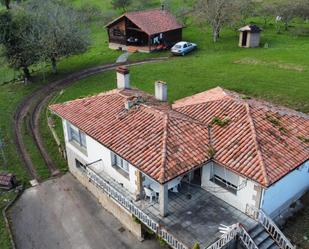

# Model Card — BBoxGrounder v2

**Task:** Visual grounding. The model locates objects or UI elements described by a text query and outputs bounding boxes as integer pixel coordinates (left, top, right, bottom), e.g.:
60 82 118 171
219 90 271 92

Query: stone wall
66 147 143 241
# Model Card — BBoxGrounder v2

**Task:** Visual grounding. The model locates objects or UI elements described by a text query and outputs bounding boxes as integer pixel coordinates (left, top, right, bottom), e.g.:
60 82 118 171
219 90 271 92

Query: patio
87 164 257 248
136 183 257 248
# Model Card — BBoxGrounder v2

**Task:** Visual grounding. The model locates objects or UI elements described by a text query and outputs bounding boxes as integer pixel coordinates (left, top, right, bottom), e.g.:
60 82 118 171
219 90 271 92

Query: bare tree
25 0 90 74
111 0 132 13
193 0 239 42
263 0 309 31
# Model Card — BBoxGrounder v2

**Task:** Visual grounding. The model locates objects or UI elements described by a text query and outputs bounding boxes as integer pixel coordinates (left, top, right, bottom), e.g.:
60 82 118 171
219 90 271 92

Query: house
105 9 183 52
239 25 262 48
49 67 308 249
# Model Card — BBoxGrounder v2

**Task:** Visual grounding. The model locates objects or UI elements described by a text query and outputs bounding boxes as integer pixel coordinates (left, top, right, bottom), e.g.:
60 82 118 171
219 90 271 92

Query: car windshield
174 45 182 49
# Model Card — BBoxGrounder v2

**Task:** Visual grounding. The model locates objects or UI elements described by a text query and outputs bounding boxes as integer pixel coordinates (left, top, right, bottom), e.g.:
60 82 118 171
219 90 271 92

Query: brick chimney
116 66 130 89
155 81 167 101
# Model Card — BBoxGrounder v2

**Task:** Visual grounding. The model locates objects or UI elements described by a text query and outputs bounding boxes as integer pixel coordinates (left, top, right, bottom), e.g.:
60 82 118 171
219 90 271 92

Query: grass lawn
0 190 17 249
54 24 309 112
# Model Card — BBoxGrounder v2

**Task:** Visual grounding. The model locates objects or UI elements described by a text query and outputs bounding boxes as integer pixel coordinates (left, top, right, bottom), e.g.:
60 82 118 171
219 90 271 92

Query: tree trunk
213 28 220 43
51 57 57 74
284 21 289 31
5 0 10 9
23 67 30 84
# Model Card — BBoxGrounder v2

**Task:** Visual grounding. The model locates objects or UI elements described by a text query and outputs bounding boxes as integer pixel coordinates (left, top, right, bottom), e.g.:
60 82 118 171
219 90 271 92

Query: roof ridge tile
160 113 169 182
245 103 270 186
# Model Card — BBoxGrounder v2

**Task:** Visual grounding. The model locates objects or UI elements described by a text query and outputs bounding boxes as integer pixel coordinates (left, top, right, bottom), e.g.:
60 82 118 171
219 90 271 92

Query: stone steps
249 224 280 249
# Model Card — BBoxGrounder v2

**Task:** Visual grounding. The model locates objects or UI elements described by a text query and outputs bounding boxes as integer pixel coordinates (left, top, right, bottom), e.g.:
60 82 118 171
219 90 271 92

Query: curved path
13 58 168 181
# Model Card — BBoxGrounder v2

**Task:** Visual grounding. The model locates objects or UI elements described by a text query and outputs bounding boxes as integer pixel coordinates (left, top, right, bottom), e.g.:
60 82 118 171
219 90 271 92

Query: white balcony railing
78 165 188 249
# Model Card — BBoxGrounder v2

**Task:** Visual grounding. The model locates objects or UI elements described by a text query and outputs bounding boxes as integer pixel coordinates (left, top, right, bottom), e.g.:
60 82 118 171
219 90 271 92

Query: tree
261 0 309 31
0 9 41 82
193 0 239 42
0 0 10 10
25 0 90 74
111 0 132 13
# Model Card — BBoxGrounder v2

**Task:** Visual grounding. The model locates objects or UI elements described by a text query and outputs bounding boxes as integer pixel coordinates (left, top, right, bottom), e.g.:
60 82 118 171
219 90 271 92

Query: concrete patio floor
9 174 162 249
136 183 257 248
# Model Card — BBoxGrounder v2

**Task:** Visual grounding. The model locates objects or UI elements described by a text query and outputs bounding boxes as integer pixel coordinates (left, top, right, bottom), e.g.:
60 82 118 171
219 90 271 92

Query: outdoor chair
144 187 156 203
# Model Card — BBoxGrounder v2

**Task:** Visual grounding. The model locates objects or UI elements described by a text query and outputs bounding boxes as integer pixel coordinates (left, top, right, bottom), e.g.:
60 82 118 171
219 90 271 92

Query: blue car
171 41 197 56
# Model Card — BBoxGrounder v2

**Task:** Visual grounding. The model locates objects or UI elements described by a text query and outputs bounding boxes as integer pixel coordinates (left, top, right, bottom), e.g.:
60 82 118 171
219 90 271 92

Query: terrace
137 183 257 248
85 163 257 249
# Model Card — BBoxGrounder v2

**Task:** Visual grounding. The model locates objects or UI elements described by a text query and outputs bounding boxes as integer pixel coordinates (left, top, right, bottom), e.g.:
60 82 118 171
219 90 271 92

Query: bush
193 242 200 249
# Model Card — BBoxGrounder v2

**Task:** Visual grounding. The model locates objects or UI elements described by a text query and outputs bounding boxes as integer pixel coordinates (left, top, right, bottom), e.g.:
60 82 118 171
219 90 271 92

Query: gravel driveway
9 173 162 249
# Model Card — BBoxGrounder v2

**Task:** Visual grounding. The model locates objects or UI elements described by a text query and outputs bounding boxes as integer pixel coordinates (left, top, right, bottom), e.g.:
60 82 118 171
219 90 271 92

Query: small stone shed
238 25 262 48
0 172 17 190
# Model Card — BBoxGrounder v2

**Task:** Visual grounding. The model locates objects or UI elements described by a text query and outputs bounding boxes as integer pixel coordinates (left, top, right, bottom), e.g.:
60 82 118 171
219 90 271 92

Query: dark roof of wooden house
106 9 183 35
239 25 262 33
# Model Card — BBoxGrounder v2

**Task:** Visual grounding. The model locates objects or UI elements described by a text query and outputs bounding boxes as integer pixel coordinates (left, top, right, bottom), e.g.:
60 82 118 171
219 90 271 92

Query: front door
242 31 248 47
192 168 202 186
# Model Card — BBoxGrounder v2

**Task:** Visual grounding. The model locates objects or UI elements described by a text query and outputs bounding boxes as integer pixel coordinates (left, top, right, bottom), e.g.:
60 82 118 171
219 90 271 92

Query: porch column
159 183 168 217
134 170 143 201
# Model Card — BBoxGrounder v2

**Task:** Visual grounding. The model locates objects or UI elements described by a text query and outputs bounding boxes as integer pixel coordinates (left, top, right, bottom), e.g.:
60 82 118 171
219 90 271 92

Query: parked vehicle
171 41 197 56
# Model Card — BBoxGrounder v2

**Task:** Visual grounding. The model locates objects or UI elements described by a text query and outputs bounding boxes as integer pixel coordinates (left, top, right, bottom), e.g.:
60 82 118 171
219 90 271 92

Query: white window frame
67 122 87 149
210 165 239 195
111 152 129 174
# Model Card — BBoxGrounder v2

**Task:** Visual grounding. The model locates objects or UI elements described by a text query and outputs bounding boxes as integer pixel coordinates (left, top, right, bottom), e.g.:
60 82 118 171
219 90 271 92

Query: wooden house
106 9 183 53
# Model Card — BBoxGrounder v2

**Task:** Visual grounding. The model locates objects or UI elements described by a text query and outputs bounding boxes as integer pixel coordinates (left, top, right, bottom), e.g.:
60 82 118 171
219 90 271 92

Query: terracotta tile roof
50 89 211 183
174 87 309 187
107 9 183 35
50 86 308 187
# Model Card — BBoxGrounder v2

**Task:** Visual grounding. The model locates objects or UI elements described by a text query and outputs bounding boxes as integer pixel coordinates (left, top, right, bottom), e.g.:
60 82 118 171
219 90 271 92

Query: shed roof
106 9 183 35
239 25 262 33
0 172 15 187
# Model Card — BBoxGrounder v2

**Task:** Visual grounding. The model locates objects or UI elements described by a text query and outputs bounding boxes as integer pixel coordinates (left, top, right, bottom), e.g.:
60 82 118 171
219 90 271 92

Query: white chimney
155 81 167 101
116 66 130 89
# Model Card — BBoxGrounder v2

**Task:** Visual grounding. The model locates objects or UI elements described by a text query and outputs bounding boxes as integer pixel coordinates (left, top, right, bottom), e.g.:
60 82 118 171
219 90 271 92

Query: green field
0 0 309 248
55 25 309 112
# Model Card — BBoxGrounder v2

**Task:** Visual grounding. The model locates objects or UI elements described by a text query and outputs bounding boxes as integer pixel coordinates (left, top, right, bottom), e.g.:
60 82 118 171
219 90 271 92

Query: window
113 28 122 37
211 175 238 194
67 122 87 149
210 165 239 194
75 159 86 169
111 152 129 174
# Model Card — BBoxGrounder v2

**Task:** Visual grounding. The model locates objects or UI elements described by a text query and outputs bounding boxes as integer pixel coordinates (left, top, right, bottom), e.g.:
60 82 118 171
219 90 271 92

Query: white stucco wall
201 162 261 213
62 119 138 195
261 160 309 217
